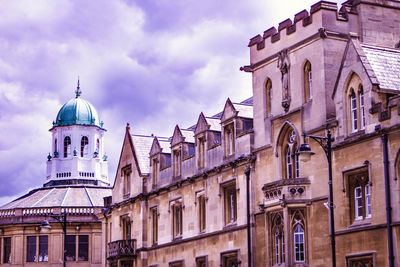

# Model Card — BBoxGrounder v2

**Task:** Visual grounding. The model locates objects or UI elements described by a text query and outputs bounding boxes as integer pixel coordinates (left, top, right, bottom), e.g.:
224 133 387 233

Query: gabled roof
220 98 238 122
333 38 400 98
361 44 400 93
233 103 253 119
205 117 221 131
150 136 171 156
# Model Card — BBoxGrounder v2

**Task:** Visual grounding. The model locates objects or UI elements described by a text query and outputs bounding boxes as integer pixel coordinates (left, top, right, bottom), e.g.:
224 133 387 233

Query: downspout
245 166 252 267
382 133 394 267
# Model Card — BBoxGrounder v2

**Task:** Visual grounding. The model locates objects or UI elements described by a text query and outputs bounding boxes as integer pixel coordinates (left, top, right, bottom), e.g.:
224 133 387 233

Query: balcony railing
261 178 311 207
108 239 137 259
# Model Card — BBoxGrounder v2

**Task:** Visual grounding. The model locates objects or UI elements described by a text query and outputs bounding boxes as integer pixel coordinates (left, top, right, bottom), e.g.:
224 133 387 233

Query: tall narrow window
224 123 235 157
359 86 365 129
224 183 237 225
152 158 159 187
350 89 358 132
3 237 11 263
271 213 285 265
65 235 76 261
64 136 71 158
303 61 312 102
39 236 48 262
172 203 183 238
122 216 131 240
197 136 206 169
78 235 89 261
282 129 299 179
198 194 206 232
122 166 131 198
96 138 100 152
26 236 36 262
54 139 58 157
151 208 158 245
80 136 89 157
294 223 305 262
173 149 182 177
265 79 272 116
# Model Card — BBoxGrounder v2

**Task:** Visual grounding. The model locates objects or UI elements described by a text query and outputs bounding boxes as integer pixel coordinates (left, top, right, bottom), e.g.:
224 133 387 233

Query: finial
75 77 82 98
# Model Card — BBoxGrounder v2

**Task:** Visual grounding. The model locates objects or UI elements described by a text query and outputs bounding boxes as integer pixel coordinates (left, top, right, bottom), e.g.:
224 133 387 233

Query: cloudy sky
0 0 346 205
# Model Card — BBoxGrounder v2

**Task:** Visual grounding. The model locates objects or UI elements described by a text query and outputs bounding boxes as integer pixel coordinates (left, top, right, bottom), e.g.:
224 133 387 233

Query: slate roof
361 45 400 92
158 137 171 154
131 134 154 174
233 103 254 118
0 186 111 210
205 117 221 131
181 129 195 143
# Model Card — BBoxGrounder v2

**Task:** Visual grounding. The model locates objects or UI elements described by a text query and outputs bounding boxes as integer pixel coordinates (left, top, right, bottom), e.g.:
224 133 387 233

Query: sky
0 0 347 205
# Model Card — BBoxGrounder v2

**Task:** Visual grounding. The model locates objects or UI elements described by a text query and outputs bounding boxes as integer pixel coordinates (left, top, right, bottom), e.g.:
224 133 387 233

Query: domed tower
45 81 109 187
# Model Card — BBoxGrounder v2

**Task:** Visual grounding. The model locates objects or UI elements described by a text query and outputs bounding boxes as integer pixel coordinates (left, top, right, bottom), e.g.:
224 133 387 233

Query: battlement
248 1 346 50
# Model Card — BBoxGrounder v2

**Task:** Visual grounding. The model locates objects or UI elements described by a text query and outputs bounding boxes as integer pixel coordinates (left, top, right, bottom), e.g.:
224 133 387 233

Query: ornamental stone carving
277 49 291 112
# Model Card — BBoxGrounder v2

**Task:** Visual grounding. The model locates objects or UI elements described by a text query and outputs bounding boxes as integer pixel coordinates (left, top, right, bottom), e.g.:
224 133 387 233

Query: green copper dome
54 84 102 127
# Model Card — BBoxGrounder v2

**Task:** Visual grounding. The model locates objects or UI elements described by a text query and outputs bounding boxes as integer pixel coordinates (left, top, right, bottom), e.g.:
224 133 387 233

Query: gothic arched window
63 136 71 158
291 210 306 263
271 213 285 265
283 130 299 179
303 61 312 102
347 74 365 133
81 136 89 157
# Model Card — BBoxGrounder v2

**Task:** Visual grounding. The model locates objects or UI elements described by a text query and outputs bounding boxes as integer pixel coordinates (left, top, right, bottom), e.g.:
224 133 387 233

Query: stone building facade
102 0 400 267
0 85 112 266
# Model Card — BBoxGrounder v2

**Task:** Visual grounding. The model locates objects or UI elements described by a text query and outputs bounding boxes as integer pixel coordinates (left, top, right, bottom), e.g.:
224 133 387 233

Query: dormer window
197 136 206 169
63 136 71 158
347 74 365 133
173 149 182 177
80 136 89 157
224 123 235 157
303 61 312 102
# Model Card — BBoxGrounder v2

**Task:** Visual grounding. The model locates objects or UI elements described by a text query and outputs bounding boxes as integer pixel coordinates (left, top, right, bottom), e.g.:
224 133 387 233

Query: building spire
75 77 82 98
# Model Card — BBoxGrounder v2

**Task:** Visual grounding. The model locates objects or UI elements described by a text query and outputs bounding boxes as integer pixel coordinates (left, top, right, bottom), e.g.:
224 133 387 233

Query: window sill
172 236 183 242
349 217 372 228
223 222 237 229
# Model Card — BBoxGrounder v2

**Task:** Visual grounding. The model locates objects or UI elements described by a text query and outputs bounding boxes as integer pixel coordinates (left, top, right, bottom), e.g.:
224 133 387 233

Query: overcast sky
0 0 346 205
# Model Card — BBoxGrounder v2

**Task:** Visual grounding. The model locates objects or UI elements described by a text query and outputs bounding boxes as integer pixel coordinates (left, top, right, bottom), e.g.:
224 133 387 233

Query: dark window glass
39 236 48 262
64 136 71 158
26 236 36 262
81 136 89 157
78 235 89 261
3 237 11 263
65 235 76 261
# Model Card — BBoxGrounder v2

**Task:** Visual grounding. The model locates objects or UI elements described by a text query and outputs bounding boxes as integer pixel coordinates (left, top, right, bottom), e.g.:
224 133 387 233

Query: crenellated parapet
248 1 347 52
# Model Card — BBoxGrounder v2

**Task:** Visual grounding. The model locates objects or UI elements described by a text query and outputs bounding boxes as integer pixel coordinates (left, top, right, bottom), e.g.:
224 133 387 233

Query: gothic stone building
102 0 400 266
0 86 112 266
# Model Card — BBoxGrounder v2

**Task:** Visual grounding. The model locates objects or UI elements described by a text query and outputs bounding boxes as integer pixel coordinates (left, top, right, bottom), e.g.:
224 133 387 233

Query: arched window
293 223 305 262
63 136 71 158
291 210 306 263
265 79 272 116
81 136 89 157
283 129 299 179
271 213 285 265
303 61 312 102
54 139 58 157
347 74 365 133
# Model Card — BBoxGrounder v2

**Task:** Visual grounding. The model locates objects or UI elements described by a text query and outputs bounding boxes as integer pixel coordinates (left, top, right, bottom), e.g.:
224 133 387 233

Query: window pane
78 235 89 261
65 235 76 261
365 185 372 218
3 237 11 263
39 236 48 262
26 236 36 262
350 91 358 132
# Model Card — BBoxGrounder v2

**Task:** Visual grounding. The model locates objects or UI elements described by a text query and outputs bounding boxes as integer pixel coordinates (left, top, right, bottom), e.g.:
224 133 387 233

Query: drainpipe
382 133 394 267
245 166 252 267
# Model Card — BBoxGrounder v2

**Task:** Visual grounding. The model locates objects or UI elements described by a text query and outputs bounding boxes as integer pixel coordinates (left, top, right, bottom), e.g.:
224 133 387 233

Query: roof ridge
60 187 70 207
361 44 400 53
32 187 56 207
84 187 94 207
